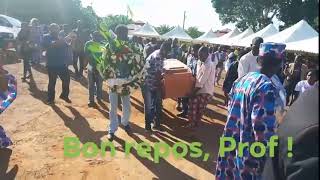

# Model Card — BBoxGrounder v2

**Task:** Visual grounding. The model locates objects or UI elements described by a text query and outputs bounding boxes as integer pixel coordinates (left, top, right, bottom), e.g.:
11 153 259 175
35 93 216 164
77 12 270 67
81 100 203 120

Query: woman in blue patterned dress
0 64 17 148
215 43 286 180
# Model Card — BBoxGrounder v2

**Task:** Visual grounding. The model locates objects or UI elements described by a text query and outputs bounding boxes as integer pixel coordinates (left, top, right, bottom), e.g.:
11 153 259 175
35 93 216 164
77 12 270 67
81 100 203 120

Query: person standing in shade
29 18 42 65
187 46 216 128
17 22 32 81
237 37 264 78
222 52 238 106
177 44 201 118
71 20 87 78
213 46 227 86
283 55 309 106
84 31 104 107
143 37 158 59
42 23 71 105
170 38 182 60
143 42 171 132
216 43 286 180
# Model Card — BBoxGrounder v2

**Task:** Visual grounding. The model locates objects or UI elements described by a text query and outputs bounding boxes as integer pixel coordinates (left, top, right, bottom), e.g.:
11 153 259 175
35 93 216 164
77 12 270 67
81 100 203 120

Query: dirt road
1 63 228 180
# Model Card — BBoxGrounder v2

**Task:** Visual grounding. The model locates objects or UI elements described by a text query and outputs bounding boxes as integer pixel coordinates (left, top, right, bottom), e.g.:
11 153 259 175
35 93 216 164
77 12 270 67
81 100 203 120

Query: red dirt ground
1 63 228 180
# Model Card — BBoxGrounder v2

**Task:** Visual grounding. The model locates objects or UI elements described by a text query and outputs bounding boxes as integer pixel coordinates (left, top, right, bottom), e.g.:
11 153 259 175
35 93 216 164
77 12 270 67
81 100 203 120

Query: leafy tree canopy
211 0 319 31
155 25 174 35
1 0 95 28
186 26 204 38
103 15 133 31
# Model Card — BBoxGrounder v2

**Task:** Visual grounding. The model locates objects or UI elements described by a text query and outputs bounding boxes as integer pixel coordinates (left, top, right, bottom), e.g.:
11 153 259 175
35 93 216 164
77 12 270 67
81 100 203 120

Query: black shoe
97 99 103 104
88 102 97 108
107 133 115 142
177 112 187 118
60 96 72 103
26 74 32 79
176 105 183 112
46 100 55 106
145 124 153 133
124 125 132 134
153 124 163 132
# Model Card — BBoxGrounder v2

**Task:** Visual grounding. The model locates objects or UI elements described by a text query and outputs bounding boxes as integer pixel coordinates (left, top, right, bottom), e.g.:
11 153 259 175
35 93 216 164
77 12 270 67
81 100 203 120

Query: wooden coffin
162 59 195 99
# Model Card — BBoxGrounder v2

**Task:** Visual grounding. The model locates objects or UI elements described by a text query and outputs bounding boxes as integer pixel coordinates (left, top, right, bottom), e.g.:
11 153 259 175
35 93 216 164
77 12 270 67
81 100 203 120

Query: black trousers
284 79 299 105
73 51 85 76
22 55 32 78
47 66 70 101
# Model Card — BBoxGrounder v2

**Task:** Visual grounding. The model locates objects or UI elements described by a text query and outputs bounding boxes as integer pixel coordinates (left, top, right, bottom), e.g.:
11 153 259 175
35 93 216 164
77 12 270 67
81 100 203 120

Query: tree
0 0 98 30
155 25 174 35
314 16 319 32
103 15 133 31
277 0 319 30
211 0 319 31
186 27 204 38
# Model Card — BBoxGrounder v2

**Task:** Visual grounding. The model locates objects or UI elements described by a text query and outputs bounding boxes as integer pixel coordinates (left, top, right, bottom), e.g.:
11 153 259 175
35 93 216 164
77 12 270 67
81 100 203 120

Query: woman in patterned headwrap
0 64 17 148
215 42 286 180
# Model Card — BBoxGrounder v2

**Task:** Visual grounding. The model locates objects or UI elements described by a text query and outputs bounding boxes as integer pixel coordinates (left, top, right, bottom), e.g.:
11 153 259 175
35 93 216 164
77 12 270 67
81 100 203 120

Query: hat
259 42 286 60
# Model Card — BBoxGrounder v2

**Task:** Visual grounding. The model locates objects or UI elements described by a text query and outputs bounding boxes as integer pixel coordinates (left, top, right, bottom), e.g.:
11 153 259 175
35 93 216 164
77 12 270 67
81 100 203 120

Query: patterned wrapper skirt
0 73 17 148
188 94 212 123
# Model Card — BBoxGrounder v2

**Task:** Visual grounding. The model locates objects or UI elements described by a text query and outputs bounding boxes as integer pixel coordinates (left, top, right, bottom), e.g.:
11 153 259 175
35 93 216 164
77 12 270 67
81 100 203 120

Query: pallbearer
187 46 216 128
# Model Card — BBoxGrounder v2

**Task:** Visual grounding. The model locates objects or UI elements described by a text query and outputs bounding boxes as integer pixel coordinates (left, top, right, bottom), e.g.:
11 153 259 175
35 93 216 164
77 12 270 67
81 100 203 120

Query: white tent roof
225 27 254 46
132 23 160 38
196 29 218 42
209 28 241 44
237 24 279 47
162 26 193 41
265 20 318 43
286 36 319 54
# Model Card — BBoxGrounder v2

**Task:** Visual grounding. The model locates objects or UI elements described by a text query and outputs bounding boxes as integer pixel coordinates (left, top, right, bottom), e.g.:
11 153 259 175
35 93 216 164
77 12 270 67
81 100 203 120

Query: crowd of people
1 17 319 179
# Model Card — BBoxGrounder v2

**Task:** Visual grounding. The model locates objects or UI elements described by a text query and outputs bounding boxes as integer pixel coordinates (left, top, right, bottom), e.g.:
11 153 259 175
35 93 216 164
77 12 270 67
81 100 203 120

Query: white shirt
195 57 216 96
237 51 260 78
295 80 315 94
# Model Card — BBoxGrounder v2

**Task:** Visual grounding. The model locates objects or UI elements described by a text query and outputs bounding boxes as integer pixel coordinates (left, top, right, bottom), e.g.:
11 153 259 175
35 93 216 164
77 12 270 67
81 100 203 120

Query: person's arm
237 56 247 78
190 63 211 96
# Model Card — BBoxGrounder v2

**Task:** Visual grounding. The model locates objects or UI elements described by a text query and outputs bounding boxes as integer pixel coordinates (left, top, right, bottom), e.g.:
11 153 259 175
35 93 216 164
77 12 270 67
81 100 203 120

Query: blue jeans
88 70 103 102
108 92 131 134
143 85 163 127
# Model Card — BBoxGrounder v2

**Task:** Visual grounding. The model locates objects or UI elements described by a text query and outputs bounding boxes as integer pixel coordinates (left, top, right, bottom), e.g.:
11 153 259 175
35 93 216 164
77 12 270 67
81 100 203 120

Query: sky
81 0 236 32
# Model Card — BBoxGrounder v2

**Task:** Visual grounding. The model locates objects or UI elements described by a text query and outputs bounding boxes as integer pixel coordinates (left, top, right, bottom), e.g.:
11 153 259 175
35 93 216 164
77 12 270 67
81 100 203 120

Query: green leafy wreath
85 22 148 95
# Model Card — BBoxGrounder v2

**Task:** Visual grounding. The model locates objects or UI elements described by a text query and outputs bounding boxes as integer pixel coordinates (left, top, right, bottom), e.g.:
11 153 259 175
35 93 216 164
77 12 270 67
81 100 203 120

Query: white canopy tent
132 23 160 38
224 27 254 46
265 20 318 43
162 26 193 42
195 29 219 43
236 24 279 47
286 37 319 54
209 28 241 44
